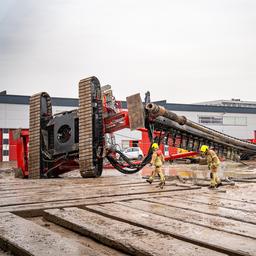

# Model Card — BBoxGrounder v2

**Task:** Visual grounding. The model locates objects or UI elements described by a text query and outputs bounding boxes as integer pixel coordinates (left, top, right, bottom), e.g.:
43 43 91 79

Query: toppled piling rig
17 76 256 178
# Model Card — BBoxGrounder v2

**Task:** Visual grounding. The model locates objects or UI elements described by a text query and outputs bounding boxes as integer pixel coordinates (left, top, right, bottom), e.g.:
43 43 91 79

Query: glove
212 163 218 169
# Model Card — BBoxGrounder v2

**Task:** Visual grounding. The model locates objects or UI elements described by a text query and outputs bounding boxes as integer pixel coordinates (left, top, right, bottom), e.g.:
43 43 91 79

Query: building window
223 116 247 126
198 115 247 126
3 128 8 134
3 150 9 156
198 116 223 125
3 139 9 145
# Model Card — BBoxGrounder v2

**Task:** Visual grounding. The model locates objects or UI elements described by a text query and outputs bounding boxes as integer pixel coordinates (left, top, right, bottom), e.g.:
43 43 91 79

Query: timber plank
204 189 256 204
150 185 256 205
0 212 104 256
0 187 199 216
0 180 149 193
0 175 142 188
44 207 227 256
0 181 190 198
30 216 127 256
174 194 256 212
146 197 256 224
0 185 199 208
86 203 256 256
117 200 256 239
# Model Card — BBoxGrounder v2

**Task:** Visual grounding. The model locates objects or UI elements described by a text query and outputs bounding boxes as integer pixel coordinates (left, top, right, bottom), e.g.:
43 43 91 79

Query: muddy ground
0 160 256 255
1 159 256 180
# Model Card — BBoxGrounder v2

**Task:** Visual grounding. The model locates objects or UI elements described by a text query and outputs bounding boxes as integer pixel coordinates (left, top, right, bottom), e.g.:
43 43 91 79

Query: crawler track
79 77 104 177
28 92 52 178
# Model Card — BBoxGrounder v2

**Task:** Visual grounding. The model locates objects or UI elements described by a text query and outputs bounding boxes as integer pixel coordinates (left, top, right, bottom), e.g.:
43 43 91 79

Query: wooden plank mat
146 197 256 224
0 212 104 256
173 194 256 212
86 203 256 256
0 181 193 198
0 175 146 187
204 189 256 204
44 207 227 256
0 179 150 193
151 184 256 204
0 184 199 208
0 189 193 216
117 200 256 239
0 185 199 216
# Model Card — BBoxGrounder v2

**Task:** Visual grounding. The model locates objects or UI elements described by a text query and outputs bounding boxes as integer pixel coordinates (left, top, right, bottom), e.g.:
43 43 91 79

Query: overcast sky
0 0 255 103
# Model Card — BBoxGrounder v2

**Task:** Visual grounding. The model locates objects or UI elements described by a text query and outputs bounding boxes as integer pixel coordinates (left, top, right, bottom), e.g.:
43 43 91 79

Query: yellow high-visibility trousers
148 166 165 183
210 171 221 187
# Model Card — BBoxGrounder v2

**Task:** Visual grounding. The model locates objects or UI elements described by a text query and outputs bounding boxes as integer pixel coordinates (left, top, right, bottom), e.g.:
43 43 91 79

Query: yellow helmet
200 145 209 153
151 143 159 150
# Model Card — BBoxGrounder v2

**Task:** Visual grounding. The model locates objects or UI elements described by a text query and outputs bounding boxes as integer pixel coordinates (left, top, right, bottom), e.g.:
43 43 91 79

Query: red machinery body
15 129 84 177
15 130 29 177
15 106 198 177
15 87 136 178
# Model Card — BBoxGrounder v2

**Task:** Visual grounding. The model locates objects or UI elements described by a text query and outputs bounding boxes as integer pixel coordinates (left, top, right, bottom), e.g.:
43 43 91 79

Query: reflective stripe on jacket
151 151 164 167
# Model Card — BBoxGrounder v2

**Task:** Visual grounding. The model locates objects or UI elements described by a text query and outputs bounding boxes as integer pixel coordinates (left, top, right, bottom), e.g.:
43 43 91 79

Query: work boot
158 181 165 189
208 185 216 189
146 179 152 184
216 182 223 188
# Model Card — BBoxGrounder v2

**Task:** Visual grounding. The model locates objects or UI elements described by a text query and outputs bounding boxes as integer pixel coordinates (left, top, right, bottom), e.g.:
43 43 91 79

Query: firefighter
146 143 165 188
200 145 222 188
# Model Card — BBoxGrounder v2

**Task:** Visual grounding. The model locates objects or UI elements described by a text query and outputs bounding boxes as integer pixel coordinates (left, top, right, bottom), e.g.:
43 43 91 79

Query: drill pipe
146 103 187 125
146 102 256 153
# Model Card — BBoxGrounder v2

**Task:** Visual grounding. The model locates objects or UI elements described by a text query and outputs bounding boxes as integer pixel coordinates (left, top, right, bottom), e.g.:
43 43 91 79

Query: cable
106 147 153 174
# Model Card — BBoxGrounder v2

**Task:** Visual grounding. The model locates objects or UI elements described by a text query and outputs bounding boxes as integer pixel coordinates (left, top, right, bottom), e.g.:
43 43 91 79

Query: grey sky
0 0 255 103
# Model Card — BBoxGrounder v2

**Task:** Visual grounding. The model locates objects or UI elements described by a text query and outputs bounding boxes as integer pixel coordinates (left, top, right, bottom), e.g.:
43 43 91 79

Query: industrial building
1 91 256 162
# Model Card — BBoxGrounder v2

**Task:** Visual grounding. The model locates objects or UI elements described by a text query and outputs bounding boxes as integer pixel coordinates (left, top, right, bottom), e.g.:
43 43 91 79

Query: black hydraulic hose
114 149 137 167
107 118 158 175
106 148 153 175
106 155 140 174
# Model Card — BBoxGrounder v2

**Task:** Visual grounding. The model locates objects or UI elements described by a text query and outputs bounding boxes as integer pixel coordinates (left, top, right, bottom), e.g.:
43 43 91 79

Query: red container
9 129 17 161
